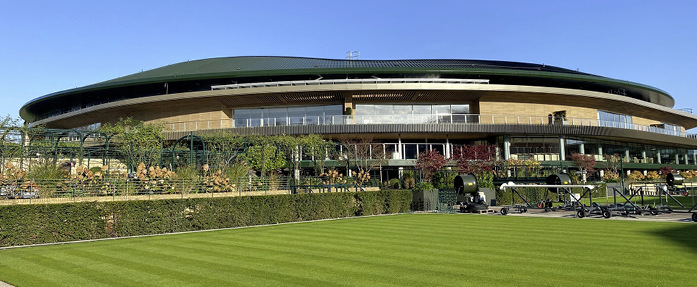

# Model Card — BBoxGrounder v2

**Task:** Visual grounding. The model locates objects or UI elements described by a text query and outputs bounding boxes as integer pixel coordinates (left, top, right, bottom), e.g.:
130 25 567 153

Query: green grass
0 214 695 286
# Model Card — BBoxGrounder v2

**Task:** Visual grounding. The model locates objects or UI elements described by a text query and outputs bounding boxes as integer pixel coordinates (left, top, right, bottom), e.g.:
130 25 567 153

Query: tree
0 115 23 174
99 118 164 170
602 153 621 175
415 150 447 182
452 144 496 174
200 132 246 170
659 166 675 177
569 153 596 182
337 135 386 185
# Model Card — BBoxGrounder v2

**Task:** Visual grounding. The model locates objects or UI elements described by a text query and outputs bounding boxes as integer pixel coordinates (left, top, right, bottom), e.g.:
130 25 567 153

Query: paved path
487 206 696 223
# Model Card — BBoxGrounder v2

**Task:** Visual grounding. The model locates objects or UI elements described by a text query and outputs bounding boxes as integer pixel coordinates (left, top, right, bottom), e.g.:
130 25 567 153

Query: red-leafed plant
452 144 497 174
569 153 596 182
416 150 447 182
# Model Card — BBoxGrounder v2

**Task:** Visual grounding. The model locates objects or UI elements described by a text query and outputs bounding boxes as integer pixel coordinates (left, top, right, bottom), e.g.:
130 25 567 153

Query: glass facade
233 105 342 127
598 110 633 129
355 104 472 124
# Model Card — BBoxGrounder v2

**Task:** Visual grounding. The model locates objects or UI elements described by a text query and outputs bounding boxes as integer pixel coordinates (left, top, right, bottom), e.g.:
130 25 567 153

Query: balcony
162 114 689 138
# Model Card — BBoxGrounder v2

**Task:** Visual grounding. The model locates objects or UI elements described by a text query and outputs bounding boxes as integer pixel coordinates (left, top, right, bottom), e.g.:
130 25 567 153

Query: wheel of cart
576 208 586 218
692 213 697 222
499 205 527 215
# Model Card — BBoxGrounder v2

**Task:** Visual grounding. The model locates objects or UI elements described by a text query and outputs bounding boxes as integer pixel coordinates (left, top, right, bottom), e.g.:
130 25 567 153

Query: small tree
415 150 447 182
569 153 596 182
452 144 496 174
337 135 386 185
659 166 675 177
99 118 164 170
602 153 621 175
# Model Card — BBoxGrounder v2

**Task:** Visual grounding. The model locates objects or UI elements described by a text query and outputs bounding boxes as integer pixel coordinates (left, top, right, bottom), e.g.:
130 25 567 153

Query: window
355 104 470 124
597 110 632 129
233 105 342 127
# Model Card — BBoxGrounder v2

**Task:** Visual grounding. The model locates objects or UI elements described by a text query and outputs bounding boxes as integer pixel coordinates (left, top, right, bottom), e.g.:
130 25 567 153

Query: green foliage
239 145 287 175
415 181 434 191
99 118 164 169
0 190 412 247
432 171 457 190
388 178 401 189
26 162 68 180
475 172 495 189
223 161 251 179
199 132 246 170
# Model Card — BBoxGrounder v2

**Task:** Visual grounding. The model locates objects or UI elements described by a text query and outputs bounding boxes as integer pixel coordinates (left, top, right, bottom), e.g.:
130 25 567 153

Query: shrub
388 178 401 189
0 190 412 247
628 170 645 181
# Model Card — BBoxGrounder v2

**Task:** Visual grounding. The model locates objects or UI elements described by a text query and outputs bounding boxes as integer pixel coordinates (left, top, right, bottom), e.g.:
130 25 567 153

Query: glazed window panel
393 105 412 115
598 110 632 129
234 109 250 127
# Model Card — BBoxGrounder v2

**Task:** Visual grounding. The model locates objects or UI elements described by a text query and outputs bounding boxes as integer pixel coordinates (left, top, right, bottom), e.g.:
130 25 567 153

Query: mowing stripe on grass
0 214 695 286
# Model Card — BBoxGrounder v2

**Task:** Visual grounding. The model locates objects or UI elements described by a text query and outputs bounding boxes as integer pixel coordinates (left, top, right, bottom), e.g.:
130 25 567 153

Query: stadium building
19 56 697 171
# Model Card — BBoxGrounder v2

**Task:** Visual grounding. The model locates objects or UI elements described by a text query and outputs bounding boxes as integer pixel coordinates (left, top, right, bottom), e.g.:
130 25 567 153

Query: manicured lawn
0 214 695 286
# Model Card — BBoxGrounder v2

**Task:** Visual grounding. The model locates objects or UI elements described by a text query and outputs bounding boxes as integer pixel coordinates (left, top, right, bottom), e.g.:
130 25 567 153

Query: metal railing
0 177 291 205
0 176 382 205
162 113 689 137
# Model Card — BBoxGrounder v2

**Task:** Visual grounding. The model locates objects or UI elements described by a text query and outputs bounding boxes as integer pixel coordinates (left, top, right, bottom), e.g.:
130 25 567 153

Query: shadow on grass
649 220 697 255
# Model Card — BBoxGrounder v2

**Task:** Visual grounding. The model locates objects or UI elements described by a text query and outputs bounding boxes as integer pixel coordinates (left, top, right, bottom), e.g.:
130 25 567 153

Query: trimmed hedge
0 190 411 247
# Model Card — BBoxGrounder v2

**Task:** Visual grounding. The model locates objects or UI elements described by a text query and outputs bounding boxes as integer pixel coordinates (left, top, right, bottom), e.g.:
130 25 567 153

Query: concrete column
579 143 585 154
598 145 603 157
398 134 404 160
445 135 450 159
559 136 566 161
625 150 630 162
503 135 511 160
657 152 662 164
693 153 696 165
684 153 689 165
642 151 647 163
675 154 680 165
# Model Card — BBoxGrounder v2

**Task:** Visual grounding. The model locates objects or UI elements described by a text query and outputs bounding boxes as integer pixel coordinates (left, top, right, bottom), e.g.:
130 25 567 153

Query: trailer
498 180 597 217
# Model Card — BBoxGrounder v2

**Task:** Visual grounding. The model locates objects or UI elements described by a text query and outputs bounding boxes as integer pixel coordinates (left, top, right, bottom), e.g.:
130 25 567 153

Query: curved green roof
20 56 674 121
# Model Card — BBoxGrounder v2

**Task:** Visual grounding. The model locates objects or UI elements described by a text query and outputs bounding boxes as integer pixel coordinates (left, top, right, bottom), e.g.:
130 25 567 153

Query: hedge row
0 190 412 247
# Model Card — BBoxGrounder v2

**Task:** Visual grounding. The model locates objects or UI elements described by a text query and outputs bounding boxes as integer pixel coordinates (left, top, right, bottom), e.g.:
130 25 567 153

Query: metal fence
0 176 384 205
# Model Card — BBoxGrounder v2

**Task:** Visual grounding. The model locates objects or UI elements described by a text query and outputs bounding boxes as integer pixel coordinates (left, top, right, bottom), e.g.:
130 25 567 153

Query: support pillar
445 135 450 159
675 154 680 165
559 136 565 161
625 150 630 163
642 151 647 163
503 135 511 160
657 152 661 164
579 143 585 154
398 134 403 160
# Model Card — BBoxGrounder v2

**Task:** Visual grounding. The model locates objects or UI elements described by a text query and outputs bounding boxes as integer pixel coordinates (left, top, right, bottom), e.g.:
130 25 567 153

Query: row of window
231 105 682 134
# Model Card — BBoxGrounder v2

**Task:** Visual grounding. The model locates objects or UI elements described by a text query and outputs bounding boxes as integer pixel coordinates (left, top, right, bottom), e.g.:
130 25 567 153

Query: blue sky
2 0 697 125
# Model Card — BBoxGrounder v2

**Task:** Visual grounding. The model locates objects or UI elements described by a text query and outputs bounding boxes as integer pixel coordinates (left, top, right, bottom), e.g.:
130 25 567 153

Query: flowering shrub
201 164 235 193
133 162 177 194
628 170 645 181
319 169 346 185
